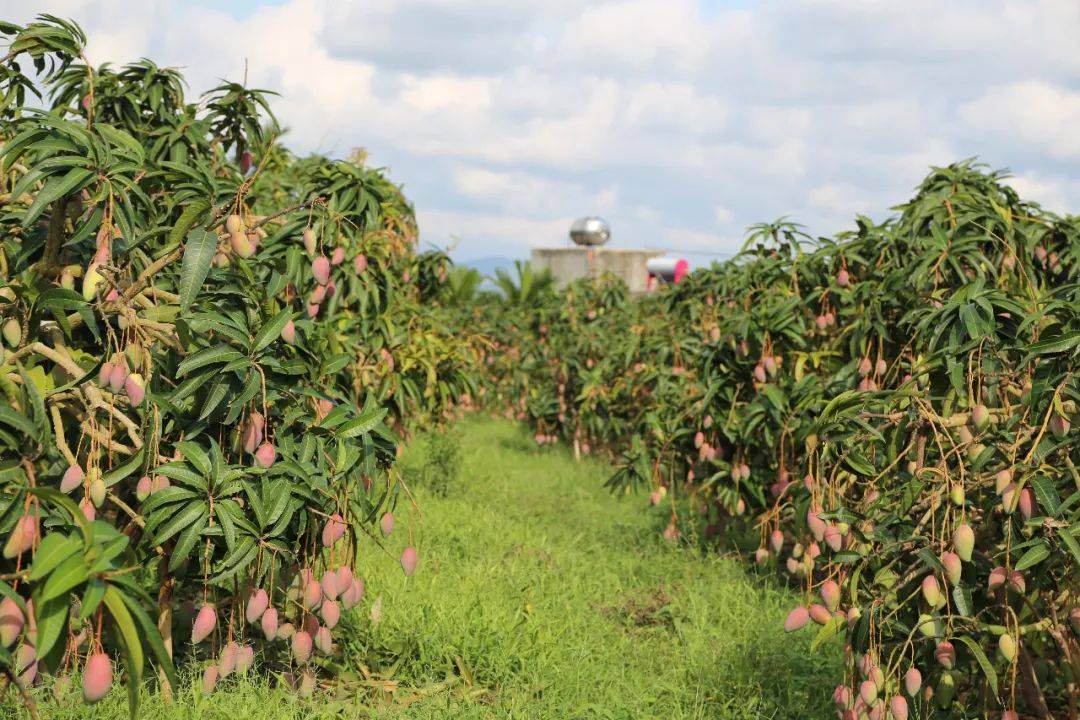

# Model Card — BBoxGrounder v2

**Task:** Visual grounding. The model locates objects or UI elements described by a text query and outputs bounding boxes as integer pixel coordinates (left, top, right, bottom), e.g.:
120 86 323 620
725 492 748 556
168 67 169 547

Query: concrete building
531 246 664 294
530 217 673 294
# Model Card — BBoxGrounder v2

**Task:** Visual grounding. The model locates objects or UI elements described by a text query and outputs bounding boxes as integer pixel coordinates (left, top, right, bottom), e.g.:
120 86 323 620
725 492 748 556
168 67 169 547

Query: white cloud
558 0 711 75
3 0 1080 261
452 166 618 218
1006 173 1080 213
417 209 569 258
958 82 1080 160
400 75 491 112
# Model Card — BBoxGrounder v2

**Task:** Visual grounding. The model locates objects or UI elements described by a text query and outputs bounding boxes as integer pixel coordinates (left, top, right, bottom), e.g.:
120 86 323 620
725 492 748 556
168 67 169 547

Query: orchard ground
17 418 840 720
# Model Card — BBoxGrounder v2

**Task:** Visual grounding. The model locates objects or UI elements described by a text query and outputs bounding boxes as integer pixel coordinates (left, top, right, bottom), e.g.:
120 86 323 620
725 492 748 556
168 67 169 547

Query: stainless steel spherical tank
569 217 611 246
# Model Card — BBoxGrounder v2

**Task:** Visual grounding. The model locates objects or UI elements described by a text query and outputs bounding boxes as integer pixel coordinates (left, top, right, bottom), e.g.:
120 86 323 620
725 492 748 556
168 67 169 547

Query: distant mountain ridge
456 255 521 278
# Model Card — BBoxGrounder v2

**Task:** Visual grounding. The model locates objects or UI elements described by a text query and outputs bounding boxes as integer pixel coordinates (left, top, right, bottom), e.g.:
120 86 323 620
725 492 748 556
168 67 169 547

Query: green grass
10 418 839 719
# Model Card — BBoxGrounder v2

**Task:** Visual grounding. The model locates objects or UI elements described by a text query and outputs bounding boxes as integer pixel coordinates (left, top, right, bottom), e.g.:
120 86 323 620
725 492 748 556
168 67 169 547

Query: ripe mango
953 523 974 562
82 653 113 703
192 605 216 644
934 640 955 669
0 597 24 647
291 630 312 663
260 608 279 640
903 667 922 696
312 256 331 285
1 318 20 348
61 465 84 493
940 552 962 585
245 589 269 624
400 546 418 576
783 606 809 632
201 664 218 694
3 514 37 559
254 442 276 469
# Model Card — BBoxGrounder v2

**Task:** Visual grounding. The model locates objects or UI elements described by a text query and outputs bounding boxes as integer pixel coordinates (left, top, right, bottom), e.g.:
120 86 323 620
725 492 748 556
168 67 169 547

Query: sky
3 1 1080 264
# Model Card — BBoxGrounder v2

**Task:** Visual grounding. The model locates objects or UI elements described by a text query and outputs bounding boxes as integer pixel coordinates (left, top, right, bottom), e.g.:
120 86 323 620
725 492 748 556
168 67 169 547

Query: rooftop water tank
646 257 690 285
569 217 611 246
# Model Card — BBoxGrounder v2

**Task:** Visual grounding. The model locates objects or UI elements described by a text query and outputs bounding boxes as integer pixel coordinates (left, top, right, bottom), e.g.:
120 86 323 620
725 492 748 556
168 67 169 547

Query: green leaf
103 585 144 718
176 345 243 377
169 512 208 572
810 615 845 651
210 536 257 582
1060 530 1080 571
1028 332 1080 356
251 308 292 354
214 499 239 551
337 407 388 439
761 383 785 410
843 450 876 477
951 585 973 616
178 228 220 311
151 503 208 545
102 449 145 488
320 352 351 376
31 592 69 664
29 487 93 545
1014 540 1048 572
917 547 944 574
0 405 38 439
79 578 106 620
94 123 145 162
176 441 211 475
197 379 231 422
28 532 79 581
22 167 93 227
955 635 998 695
167 198 210 248
118 589 178 693
40 552 89 602
1028 476 1060 517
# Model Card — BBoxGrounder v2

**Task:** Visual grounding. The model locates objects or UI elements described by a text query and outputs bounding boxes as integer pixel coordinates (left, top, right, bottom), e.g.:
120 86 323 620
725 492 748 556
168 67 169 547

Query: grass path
20 418 838 719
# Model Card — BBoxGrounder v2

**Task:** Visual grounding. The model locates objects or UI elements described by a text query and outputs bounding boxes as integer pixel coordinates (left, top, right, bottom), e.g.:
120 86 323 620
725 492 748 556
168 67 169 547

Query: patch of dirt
596 584 680 632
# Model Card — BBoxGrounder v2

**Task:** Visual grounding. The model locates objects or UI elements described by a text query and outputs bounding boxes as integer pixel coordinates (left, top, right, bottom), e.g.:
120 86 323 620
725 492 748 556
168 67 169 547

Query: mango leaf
251 308 292 354
811 615 845 651
31 591 69 666
1028 475 1060 517
337 407 388 439
39 552 89 602
117 587 178 692
917 548 945 574
79 578 106 620
1014 541 1050 572
149 503 208 545
103 585 144 718
1060 530 1080 571
29 487 93 545
178 228 218 311
956 635 998 696
176 345 244 377
167 197 210 248
952 585 973 616
175 442 211 475
28 532 79 581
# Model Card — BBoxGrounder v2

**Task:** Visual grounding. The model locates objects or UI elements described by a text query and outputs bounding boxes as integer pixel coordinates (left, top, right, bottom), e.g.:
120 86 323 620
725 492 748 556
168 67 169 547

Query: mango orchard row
472 162 1080 719
0 16 482 715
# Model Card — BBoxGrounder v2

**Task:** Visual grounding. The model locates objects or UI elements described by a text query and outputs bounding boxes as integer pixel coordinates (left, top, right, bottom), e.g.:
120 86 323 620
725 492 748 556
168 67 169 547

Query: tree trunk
156 554 174 701
1017 643 1051 719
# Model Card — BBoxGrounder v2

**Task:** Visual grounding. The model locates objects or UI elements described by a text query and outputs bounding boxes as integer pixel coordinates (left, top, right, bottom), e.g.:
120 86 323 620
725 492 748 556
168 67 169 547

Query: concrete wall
531 247 663 294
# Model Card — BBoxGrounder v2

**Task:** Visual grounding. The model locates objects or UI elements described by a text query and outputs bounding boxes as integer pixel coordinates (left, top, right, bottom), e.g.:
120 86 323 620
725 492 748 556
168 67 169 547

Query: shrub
0 15 478 715
476 162 1080 717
